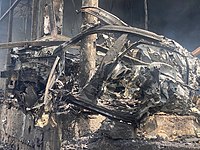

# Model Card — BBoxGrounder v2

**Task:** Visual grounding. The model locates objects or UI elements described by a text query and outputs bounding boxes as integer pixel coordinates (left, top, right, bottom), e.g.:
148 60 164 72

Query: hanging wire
0 0 21 22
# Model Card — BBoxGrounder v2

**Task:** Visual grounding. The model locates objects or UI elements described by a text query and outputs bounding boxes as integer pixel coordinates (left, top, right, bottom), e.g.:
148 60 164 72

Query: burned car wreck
1 7 200 127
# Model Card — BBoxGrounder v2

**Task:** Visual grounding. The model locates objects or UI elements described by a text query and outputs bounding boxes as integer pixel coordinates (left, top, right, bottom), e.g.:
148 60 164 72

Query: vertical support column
0 0 2 16
144 0 148 30
37 0 45 38
53 0 63 34
6 0 14 95
47 0 57 36
24 0 31 40
38 0 47 38
7 0 13 42
31 0 39 40
80 0 98 88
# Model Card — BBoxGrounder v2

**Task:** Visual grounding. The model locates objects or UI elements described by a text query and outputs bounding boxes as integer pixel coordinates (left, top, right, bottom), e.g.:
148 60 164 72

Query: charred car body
1 7 200 126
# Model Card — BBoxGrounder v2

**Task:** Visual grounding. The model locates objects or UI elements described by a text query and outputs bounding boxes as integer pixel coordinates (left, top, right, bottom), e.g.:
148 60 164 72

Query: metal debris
2 7 200 127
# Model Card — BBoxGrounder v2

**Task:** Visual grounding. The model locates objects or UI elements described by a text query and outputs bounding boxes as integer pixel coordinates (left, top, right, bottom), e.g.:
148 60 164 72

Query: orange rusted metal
192 47 200 56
